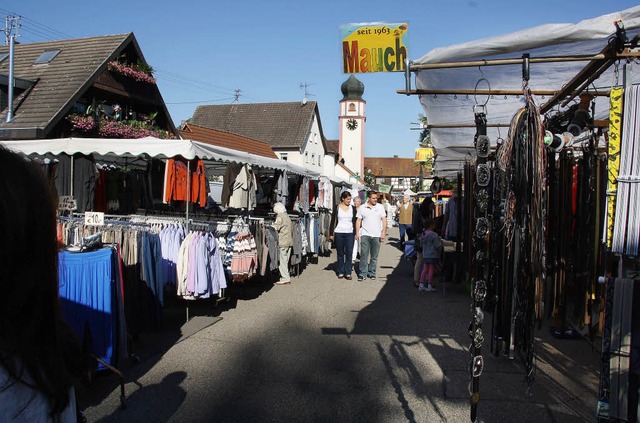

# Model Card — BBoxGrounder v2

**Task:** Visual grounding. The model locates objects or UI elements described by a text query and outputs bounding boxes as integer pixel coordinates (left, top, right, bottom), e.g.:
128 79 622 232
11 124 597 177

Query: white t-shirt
357 203 386 237
334 205 354 233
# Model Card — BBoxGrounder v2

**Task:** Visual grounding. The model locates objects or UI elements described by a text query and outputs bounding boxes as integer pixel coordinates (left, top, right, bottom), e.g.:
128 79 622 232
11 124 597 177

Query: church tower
338 74 365 178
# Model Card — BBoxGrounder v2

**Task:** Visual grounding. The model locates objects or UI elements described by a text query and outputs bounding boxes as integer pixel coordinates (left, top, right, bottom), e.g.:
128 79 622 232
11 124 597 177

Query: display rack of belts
481 80 547 405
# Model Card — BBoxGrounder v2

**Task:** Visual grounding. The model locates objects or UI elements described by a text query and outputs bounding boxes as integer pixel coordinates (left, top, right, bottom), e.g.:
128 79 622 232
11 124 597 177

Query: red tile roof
180 123 277 158
364 157 421 177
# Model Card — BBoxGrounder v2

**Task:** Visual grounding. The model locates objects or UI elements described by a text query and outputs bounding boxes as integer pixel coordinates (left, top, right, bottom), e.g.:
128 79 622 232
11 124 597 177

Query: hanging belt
470 107 490 422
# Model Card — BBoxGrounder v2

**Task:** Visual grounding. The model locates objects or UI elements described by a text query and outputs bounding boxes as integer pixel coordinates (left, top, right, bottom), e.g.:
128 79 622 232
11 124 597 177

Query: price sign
58 196 77 211
84 212 105 226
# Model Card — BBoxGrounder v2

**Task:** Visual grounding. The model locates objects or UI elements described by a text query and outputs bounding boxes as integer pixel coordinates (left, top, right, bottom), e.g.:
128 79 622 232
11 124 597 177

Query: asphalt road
80 228 600 422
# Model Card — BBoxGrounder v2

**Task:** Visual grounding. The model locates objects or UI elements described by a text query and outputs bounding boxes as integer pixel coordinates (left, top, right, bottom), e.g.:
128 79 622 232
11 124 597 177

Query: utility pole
4 15 20 123
233 88 242 103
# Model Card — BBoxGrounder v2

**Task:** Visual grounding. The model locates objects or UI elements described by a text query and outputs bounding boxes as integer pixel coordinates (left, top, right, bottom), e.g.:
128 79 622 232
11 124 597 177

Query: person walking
355 191 386 281
397 195 413 246
418 218 443 292
328 191 357 280
352 196 362 265
273 202 293 285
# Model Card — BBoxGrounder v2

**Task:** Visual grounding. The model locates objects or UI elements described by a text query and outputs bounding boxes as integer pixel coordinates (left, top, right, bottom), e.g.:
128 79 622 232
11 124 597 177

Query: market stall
401 6 640 422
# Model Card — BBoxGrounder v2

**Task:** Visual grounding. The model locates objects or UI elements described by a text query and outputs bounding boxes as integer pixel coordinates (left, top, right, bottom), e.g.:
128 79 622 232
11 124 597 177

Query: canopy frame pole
404 58 412 96
398 88 612 96
407 51 640 72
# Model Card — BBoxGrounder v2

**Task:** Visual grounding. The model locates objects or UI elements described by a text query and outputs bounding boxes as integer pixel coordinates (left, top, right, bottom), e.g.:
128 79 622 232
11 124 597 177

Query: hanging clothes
275 169 289 205
164 158 208 206
222 163 257 210
176 230 227 299
190 160 208 208
164 158 189 202
58 246 127 370
73 154 99 213
299 177 310 213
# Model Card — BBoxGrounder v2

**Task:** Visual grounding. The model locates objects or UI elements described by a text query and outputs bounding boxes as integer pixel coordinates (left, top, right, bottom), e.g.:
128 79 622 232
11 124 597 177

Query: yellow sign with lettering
341 22 408 74
415 147 434 162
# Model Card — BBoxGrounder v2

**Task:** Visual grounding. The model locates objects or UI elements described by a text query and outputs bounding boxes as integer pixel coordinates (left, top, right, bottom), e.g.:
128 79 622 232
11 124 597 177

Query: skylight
0 53 8 63
33 49 60 64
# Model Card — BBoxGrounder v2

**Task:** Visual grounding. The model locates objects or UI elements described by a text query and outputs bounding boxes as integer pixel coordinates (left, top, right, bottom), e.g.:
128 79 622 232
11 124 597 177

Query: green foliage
417 114 431 147
136 59 154 76
363 168 376 187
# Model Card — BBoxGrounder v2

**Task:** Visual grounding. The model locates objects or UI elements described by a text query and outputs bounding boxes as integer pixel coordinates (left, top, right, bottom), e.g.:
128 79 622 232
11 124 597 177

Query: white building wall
335 165 353 181
276 151 302 166
300 114 325 173
323 155 336 177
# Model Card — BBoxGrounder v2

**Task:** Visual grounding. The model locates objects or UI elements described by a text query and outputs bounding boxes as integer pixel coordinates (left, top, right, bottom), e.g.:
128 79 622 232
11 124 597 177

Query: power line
154 68 238 94
2 10 243 105
165 97 235 105
0 7 72 40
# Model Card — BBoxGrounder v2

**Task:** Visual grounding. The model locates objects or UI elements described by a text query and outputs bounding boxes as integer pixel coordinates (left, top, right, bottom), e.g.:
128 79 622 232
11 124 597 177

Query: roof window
34 49 61 64
0 53 8 63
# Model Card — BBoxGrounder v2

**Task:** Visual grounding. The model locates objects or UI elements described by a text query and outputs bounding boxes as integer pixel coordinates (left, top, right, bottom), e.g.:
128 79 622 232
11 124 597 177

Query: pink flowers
66 114 96 133
107 61 156 84
98 119 172 139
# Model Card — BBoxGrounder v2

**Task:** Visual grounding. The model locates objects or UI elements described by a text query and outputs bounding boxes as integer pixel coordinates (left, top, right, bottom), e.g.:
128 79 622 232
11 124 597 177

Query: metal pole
408 52 640 71
186 160 191 232
404 59 412 96
6 32 14 122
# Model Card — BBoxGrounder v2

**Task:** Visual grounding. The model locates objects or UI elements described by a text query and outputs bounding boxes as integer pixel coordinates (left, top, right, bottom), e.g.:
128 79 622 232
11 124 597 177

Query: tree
418 114 431 147
363 168 376 187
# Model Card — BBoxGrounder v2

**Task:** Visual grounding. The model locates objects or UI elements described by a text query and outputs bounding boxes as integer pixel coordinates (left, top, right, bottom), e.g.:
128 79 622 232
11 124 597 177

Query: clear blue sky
3 1 637 158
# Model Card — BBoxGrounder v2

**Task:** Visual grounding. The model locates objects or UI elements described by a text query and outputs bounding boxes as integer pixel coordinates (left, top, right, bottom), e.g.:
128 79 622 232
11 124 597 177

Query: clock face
346 119 358 131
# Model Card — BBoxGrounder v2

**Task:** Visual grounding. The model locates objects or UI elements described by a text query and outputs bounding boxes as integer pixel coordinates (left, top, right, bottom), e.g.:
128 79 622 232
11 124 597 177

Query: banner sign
341 22 408 74
415 147 434 162
378 183 392 193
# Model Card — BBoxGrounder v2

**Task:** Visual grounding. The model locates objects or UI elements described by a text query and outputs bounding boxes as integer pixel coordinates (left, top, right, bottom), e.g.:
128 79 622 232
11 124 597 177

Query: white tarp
413 6 640 177
0 136 319 177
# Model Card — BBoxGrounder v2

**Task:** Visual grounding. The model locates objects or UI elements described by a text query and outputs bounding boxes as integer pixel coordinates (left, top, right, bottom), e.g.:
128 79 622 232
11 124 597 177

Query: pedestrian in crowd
273 202 293 285
328 191 357 280
355 191 387 281
0 147 83 421
351 195 362 265
413 197 434 288
397 195 413 246
442 187 462 241
418 218 443 292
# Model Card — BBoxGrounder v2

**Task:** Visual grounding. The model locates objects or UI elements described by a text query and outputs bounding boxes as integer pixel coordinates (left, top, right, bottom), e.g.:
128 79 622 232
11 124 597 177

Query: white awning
0 137 320 178
412 6 640 177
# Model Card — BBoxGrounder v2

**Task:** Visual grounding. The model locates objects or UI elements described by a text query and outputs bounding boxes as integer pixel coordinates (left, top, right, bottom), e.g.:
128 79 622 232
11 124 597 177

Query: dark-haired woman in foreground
0 147 82 421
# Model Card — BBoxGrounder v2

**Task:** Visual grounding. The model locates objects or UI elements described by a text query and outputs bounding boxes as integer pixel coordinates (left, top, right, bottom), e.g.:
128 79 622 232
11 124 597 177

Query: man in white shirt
355 191 387 281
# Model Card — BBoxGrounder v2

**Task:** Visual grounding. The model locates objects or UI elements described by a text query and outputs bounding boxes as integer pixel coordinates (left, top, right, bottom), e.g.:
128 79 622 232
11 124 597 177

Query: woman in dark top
328 191 357 280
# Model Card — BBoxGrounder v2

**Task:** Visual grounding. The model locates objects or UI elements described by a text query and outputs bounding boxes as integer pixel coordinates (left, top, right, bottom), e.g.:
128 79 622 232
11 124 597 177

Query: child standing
419 218 442 292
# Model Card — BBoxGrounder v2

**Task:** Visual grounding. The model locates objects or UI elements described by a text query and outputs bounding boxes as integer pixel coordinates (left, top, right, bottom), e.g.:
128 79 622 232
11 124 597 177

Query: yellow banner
414 147 434 162
341 23 408 74
606 87 623 248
